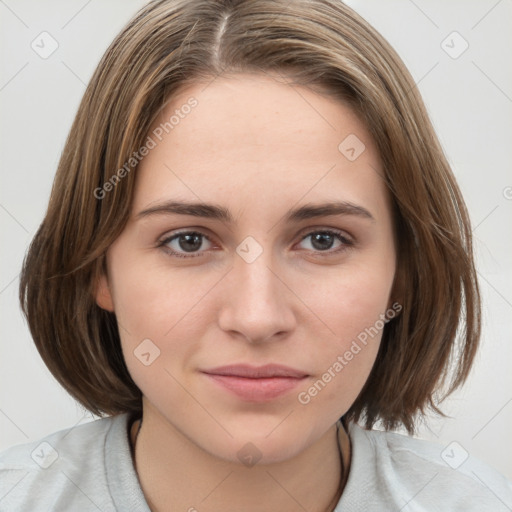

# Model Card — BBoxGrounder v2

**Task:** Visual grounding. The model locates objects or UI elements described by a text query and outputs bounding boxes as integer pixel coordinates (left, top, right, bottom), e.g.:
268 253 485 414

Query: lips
201 364 308 402
202 364 308 379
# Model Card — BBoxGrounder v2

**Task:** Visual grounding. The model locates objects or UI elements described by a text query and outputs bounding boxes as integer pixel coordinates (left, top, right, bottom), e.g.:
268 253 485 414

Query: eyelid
296 225 354 244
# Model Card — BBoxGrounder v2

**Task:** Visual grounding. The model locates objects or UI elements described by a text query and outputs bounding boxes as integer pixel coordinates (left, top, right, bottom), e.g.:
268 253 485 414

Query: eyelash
157 228 354 259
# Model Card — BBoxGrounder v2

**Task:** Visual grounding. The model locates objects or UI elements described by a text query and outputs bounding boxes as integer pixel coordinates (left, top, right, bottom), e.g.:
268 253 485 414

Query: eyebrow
136 200 375 224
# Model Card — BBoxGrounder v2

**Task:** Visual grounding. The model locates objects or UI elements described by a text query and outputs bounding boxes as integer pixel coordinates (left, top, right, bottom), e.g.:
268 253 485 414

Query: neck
130 407 350 512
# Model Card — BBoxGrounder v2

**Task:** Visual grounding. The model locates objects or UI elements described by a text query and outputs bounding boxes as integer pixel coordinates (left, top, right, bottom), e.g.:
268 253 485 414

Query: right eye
158 231 215 258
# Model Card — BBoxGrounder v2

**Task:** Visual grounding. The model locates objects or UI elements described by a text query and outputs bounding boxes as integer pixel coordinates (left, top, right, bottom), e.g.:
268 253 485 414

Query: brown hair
19 0 480 433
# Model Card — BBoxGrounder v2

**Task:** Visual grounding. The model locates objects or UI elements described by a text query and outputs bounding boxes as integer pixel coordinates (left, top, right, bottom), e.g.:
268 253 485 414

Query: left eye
297 229 352 253
159 229 352 259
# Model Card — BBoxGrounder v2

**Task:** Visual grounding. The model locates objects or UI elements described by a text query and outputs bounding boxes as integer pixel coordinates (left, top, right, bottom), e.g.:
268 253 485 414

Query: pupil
311 233 333 251
179 234 202 252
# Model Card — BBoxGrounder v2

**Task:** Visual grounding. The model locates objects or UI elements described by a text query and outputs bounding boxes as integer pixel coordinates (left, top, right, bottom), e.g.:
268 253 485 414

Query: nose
217 247 297 344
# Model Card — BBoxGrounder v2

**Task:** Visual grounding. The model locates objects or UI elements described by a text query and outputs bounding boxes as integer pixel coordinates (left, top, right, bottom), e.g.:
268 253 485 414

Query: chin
206 417 321 466
214 435 308 467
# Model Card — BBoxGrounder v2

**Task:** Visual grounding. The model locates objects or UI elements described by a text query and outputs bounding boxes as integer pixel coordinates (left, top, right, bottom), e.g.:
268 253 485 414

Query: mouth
200 364 309 402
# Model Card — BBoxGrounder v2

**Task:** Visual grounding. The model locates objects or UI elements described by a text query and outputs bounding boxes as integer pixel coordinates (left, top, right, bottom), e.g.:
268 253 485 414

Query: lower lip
203 373 307 402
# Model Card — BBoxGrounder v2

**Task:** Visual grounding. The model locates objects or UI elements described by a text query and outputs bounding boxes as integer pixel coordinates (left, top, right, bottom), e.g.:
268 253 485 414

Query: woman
1 0 511 510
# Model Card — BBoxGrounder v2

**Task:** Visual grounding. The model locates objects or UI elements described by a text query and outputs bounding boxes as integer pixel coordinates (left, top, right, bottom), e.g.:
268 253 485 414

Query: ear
94 272 115 312
388 263 405 315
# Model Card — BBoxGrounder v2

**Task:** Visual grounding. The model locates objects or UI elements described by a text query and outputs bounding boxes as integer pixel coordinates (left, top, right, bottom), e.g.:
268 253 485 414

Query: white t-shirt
1 413 511 511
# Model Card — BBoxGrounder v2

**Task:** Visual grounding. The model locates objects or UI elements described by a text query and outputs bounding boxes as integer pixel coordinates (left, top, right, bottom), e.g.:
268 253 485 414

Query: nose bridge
238 246 278 302
218 236 295 342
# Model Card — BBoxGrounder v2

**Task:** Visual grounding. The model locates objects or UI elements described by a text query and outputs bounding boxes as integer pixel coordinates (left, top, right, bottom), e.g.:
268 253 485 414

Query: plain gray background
1 0 511 482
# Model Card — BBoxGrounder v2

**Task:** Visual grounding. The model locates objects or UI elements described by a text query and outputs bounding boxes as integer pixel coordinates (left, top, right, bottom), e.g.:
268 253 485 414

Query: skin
95 73 397 511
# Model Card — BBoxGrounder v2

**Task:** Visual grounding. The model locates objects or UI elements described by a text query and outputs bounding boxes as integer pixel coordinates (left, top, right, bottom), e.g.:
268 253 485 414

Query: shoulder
0 413 130 512
337 422 512 511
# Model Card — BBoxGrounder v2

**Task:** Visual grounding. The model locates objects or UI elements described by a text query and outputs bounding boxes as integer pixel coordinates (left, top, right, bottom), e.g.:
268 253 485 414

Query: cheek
106 249 225 393
294 253 395 346
294 296 390 420
108 246 224 339
291 258 395 413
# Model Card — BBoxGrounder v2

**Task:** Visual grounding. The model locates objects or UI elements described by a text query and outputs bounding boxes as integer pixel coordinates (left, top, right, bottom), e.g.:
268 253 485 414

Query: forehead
133 73 388 221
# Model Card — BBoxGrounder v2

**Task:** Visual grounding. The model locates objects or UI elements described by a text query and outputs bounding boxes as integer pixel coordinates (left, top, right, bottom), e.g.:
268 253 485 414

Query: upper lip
201 364 308 379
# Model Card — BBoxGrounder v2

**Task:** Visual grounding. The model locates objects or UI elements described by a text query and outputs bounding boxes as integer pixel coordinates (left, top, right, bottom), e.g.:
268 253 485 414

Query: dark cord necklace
130 417 348 511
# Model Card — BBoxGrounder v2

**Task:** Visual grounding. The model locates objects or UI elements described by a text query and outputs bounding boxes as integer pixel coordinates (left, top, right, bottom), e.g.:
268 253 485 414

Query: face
96 73 397 464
